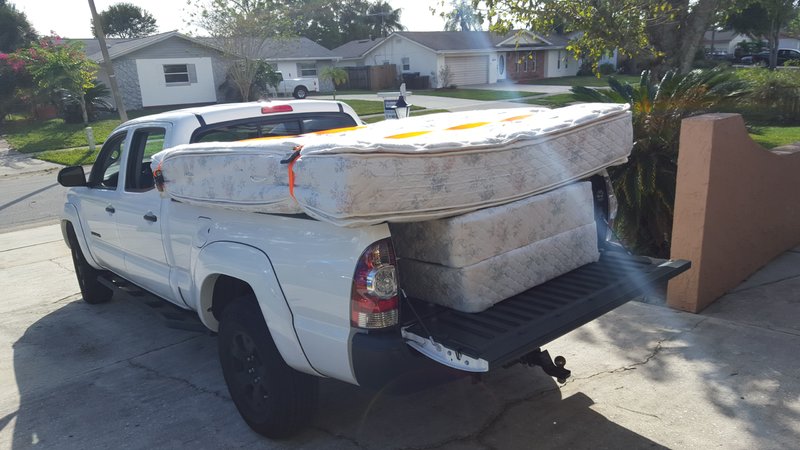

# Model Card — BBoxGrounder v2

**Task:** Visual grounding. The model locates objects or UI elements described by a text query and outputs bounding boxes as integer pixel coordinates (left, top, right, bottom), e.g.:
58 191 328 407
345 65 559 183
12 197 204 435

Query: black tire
292 86 308 99
218 297 318 438
67 225 113 304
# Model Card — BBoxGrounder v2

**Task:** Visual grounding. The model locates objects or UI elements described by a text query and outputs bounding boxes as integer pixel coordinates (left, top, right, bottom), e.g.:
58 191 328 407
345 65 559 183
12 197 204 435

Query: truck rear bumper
350 331 442 388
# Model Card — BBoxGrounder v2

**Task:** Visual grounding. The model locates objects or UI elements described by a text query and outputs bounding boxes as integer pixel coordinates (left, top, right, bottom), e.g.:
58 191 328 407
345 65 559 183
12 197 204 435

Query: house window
298 63 317 77
515 52 521 73
402 57 410 71
163 64 196 85
557 51 561 69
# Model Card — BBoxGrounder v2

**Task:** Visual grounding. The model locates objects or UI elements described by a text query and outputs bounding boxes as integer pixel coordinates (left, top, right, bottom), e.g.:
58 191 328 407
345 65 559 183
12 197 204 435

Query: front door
79 131 128 272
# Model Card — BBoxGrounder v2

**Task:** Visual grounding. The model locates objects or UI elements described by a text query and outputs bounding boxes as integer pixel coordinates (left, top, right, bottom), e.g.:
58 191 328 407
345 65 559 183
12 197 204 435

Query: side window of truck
302 115 357 133
88 132 128 189
126 127 166 192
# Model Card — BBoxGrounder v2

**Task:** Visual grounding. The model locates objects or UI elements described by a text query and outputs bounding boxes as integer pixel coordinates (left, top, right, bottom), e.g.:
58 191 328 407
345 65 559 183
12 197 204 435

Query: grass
521 75 641 87
748 126 800 149
519 93 579 108
414 89 543 101
3 118 119 154
36 147 99 165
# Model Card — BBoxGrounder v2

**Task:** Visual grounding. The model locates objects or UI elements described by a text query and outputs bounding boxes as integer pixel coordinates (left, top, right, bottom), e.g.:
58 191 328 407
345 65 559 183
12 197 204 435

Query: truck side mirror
57 166 87 187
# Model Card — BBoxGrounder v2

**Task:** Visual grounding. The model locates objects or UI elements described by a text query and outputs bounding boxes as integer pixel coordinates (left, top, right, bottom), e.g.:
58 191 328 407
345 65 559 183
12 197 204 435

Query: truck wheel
67 227 113 304
292 86 308 99
218 297 318 438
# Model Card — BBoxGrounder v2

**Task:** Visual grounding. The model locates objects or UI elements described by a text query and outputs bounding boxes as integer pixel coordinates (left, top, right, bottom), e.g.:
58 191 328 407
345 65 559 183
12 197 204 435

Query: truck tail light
351 238 399 329
262 104 293 114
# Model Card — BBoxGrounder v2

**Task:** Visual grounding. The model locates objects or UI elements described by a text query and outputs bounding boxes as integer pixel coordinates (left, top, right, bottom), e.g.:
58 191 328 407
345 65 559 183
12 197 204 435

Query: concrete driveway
1 225 799 449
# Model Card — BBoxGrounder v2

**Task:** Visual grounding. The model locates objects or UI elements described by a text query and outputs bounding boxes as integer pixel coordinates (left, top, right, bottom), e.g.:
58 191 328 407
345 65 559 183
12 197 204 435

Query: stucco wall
667 114 800 312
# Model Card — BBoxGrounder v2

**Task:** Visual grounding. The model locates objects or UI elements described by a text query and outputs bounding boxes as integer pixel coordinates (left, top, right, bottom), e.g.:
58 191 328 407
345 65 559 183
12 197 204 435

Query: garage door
444 55 489 86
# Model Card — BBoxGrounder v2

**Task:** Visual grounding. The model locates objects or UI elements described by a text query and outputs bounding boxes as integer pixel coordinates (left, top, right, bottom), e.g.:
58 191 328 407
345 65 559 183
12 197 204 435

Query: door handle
143 212 158 222
105 205 115 214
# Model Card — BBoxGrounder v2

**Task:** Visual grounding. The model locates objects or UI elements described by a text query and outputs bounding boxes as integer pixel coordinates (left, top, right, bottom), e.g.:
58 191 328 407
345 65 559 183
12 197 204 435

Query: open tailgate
401 250 690 372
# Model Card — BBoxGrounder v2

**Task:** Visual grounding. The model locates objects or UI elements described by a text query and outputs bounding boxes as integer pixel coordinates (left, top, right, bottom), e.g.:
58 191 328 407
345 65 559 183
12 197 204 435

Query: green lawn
521 75 641 87
748 126 800 149
3 118 119 154
519 93 579 108
415 88 543 101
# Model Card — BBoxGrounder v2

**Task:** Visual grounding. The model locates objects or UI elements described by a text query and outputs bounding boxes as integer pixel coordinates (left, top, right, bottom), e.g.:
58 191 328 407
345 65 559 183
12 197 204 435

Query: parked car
740 48 800 66
266 71 319 99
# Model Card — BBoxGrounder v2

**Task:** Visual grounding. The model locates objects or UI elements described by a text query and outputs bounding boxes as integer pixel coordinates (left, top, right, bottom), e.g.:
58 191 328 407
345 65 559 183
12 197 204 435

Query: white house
80 31 339 109
332 31 581 88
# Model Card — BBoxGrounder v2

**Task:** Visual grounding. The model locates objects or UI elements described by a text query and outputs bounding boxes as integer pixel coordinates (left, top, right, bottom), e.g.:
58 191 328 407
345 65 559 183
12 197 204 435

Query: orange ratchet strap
280 145 304 200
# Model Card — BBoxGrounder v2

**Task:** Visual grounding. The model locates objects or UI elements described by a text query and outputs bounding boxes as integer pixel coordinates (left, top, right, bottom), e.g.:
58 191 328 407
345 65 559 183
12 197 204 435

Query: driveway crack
127 359 231 402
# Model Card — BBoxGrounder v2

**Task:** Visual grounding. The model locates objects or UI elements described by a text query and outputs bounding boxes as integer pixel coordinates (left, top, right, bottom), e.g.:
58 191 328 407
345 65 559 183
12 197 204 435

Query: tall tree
0 0 36 52
443 0 483 31
91 3 158 38
365 1 404 38
479 0 728 74
187 0 295 101
290 0 405 48
728 0 799 68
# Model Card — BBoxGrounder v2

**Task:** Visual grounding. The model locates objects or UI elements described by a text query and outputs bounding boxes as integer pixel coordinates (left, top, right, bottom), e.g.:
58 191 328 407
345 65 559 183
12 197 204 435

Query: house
78 31 338 110
331 31 581 88
703 30 800 55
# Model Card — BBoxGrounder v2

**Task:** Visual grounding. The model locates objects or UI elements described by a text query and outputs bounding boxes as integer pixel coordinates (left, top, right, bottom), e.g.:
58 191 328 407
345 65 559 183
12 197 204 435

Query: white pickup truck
267 72 319 99
57 101 689 439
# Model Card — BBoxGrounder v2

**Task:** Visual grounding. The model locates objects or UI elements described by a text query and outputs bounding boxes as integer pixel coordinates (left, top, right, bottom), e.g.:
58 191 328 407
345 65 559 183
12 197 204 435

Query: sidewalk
0 223 798 448
0 136 61 178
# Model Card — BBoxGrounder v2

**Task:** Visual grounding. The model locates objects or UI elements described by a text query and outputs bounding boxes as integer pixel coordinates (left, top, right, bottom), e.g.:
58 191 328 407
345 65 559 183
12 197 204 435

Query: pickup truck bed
360 250 689 380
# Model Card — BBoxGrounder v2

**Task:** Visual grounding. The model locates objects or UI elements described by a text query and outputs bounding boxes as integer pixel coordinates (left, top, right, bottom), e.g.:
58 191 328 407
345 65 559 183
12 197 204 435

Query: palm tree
319 66 348 99
366 1 404 38
571 68 746 257
444 0 483 31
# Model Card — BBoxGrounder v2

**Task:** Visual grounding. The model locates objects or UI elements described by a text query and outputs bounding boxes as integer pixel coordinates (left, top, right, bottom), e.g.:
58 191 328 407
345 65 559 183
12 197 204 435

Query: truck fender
193 241 318 376
61 203 102 269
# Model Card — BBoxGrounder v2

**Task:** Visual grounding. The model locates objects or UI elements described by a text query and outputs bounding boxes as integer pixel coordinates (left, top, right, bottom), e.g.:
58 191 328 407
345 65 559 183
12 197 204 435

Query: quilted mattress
398 223 600 313
152 103 632 227
390 182 595 267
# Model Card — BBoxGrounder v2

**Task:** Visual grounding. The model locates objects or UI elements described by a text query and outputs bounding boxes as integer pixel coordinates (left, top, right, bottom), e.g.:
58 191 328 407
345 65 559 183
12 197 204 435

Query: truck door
113 125 175 302
79 131 128 272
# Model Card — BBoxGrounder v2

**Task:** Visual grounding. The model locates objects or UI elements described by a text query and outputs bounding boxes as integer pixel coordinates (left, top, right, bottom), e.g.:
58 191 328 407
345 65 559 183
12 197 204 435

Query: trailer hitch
519 349 571 384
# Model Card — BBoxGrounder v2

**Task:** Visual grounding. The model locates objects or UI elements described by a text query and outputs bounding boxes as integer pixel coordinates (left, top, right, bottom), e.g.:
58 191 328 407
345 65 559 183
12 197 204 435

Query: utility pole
88 0 128 122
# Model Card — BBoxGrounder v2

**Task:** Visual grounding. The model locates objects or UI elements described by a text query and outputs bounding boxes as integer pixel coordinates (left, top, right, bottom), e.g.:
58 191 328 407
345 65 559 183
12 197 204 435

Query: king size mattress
398 222 600 313
152 103 632 227
390 182 595 267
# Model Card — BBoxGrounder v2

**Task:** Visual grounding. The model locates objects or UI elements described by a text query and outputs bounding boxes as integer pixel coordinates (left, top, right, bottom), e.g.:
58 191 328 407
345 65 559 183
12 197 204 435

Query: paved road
1 224 799 449
0 169 65 232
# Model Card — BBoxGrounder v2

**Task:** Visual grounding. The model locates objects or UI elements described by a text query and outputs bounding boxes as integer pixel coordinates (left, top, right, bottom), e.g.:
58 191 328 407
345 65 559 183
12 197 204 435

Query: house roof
331 37 386 59
196 36 337 60
332 31 570 59
78 31 336 62
703 30 740 43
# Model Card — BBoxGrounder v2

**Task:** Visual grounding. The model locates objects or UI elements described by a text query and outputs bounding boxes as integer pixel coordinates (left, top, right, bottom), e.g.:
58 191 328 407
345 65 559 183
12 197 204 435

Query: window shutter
188 64 197 83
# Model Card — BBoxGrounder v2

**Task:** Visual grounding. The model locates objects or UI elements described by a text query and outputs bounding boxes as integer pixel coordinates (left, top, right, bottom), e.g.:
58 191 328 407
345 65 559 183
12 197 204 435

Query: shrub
598 63 616 75
571 69 746 257
733 68 800 124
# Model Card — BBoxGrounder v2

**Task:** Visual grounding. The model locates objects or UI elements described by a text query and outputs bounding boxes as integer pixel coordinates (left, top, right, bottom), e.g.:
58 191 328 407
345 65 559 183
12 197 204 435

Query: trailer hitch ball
520 349 571 384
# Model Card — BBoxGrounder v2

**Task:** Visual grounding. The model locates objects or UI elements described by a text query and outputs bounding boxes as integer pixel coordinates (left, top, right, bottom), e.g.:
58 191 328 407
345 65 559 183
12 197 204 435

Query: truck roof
122 100 355 127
